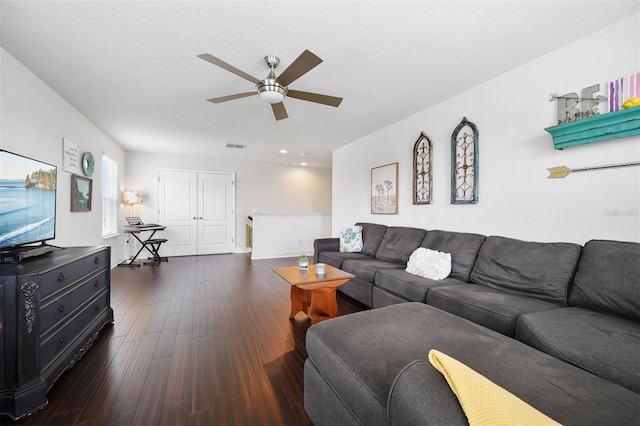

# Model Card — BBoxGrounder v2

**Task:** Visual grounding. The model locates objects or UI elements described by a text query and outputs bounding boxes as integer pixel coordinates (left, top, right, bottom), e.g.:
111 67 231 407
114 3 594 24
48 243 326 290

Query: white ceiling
1 1 636 168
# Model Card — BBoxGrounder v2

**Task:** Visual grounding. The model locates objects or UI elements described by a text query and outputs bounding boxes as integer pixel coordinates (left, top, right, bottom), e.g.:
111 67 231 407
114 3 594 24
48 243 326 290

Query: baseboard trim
250 250 313 260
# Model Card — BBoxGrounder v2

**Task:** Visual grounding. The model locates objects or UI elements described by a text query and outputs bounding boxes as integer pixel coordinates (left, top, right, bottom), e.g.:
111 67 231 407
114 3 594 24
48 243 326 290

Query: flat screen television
0 149 57 250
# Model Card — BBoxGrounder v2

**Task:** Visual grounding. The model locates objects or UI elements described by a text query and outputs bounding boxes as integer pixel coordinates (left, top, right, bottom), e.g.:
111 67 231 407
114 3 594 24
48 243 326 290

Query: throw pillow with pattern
340 226 364 252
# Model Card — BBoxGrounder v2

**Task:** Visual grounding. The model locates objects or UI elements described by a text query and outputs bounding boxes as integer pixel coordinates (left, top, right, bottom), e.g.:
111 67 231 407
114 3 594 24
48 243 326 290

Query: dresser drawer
40 291 109 370
40 249 108 298
39 270 109 334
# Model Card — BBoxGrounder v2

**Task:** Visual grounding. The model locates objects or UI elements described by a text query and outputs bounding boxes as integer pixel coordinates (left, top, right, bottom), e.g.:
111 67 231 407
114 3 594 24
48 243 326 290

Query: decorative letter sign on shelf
544 108 640 149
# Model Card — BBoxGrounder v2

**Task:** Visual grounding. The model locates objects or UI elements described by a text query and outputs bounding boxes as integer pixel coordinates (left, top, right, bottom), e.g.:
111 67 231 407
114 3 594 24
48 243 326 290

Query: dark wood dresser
0 246 114 420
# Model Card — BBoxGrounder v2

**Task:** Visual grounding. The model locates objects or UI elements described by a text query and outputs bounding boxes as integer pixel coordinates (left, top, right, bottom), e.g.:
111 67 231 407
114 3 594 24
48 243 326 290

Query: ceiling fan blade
271 102 288 120
206 91 257 104
287 90 343 107
276 50 323 87
198 53 262 85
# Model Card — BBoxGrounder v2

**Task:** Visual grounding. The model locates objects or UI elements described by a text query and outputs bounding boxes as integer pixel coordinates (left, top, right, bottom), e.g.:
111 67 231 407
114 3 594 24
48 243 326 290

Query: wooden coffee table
274 264 355 324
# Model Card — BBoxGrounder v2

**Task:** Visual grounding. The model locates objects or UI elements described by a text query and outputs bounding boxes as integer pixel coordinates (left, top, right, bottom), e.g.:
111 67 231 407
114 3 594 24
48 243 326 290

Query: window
102 155 118 237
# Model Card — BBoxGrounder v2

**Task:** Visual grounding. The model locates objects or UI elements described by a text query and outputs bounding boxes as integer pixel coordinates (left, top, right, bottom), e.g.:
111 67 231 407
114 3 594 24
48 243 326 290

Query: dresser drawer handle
58 272 65 282
58 304 65 313
94 280 99 288
59 336 66 344
94 304 100 312
94 256 100 264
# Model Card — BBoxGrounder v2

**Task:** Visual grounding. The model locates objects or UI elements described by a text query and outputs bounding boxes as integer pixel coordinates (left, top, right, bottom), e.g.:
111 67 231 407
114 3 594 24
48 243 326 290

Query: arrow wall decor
547 161 640 179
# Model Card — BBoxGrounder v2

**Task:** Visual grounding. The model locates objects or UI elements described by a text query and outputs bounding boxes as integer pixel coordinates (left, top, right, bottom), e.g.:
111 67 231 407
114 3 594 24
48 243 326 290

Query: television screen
0 150 57 250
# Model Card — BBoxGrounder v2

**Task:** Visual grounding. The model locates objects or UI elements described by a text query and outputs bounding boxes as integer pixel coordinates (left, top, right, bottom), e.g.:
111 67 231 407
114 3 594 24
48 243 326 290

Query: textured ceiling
1 1 636 167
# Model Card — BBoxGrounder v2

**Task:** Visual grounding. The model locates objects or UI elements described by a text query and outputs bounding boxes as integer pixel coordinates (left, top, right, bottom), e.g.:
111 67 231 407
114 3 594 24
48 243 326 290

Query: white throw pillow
340 226 364 252
406 248 452 280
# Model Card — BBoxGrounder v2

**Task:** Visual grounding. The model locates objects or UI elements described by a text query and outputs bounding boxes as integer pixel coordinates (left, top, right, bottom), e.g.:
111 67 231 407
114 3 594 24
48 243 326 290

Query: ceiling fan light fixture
199 50 342 121
257 80 287 104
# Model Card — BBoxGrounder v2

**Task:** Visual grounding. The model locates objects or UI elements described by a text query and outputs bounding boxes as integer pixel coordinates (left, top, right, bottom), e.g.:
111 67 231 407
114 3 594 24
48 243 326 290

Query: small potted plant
298 254 309 271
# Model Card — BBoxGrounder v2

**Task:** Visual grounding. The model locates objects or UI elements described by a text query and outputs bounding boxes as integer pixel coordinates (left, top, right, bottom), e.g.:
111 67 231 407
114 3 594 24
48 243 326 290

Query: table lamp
122 190 142 215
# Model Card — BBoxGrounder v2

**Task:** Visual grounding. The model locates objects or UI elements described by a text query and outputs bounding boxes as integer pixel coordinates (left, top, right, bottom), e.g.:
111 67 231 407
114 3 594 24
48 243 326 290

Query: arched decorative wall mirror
451 117 479 204
413 132 432 205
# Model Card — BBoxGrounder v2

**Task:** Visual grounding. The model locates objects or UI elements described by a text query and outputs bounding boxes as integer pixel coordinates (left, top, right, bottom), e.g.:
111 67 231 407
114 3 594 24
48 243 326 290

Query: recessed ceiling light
279 149 288 154
300 152 313 156
301 162 308 166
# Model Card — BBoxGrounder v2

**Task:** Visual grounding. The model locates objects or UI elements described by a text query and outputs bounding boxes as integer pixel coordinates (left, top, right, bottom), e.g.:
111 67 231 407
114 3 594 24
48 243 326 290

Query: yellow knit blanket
428 349 561 426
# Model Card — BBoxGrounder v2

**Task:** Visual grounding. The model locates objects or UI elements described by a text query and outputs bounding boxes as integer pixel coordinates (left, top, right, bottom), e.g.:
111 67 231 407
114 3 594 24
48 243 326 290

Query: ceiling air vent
225 143 246 149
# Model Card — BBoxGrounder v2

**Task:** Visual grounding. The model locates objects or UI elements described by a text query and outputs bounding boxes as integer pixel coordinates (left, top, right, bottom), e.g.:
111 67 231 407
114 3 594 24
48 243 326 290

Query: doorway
158 169 235 256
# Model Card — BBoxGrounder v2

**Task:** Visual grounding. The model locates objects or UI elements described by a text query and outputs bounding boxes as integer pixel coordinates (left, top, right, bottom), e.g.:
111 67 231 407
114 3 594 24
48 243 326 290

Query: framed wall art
371 162 398 214
62 137 79 174
71 174 92 212
451 117 479 204
413 132 432 204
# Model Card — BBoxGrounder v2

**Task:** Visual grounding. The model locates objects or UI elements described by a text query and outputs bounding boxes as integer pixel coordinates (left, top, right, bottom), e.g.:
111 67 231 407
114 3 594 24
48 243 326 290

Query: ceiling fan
198 50 343 121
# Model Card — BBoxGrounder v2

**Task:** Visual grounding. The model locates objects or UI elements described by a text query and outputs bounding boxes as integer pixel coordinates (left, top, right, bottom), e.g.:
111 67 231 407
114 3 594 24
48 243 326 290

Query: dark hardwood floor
15 254 367 425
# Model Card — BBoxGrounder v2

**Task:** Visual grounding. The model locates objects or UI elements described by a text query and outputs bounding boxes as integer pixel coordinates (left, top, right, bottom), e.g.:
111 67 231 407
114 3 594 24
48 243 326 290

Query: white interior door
158 170 198 257
158 169 235 257
198 172 235 255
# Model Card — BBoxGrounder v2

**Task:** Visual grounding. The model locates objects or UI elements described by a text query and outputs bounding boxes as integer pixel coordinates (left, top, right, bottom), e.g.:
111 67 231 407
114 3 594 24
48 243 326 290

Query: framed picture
371 162 398 214
71 174 92 212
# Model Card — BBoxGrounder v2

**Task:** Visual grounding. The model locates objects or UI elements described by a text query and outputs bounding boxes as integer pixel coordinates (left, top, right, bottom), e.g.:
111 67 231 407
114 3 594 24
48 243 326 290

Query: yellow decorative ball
622 97 640 109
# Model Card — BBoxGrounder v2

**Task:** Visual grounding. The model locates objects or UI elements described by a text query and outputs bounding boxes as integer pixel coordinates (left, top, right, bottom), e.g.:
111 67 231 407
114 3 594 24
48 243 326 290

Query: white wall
125 151 332 251
333 15 640 245
251 212 331 259
1 48 128 266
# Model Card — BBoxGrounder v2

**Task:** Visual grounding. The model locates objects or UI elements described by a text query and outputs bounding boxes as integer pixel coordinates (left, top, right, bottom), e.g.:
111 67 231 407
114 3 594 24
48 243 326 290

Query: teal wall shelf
544 108 640 149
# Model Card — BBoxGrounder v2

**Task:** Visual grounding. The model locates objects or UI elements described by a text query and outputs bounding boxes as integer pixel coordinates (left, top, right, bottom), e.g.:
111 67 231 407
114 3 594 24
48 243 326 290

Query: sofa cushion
427 284 558 336
305 303 639 426
469 236 581 305
318 251 374 269
374 268 465 304
342 259 405 284
421 230 486 282
569 239 640 320
375 226 427 264
355 222 388 257
516 307 640 393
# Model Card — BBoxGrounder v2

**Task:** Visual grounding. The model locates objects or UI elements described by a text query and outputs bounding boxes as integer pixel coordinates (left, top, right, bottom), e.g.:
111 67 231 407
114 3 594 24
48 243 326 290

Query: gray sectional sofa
306 223 639 425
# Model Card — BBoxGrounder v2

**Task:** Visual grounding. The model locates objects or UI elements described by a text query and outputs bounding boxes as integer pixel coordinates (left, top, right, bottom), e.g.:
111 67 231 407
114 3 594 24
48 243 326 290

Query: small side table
274 264 355 324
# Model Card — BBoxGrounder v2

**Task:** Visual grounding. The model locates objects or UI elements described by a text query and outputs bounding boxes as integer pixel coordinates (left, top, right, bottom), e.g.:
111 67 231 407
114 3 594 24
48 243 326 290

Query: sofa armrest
387 359 466 425
314 238 340 263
